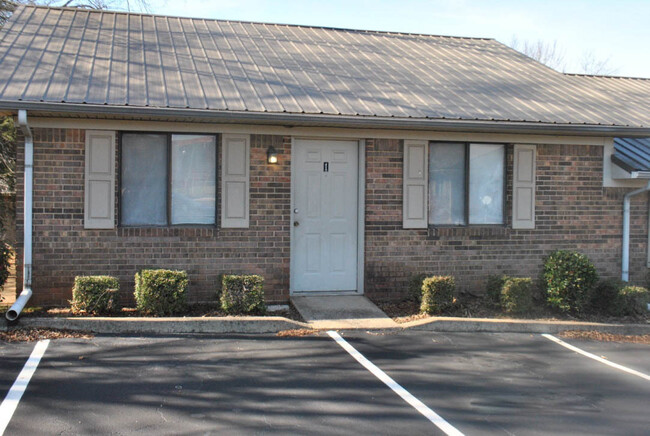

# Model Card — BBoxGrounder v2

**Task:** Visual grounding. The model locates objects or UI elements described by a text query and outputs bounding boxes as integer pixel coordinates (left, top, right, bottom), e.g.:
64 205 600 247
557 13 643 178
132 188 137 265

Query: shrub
0 240 10 297
500 278 534 315
71 276 119 315
134 269 188 315
617 286 650 316
542 250 598 313
588 279 625 316
486 274 510 305
408 273 427 302
420 276 455 315
221 275 266 315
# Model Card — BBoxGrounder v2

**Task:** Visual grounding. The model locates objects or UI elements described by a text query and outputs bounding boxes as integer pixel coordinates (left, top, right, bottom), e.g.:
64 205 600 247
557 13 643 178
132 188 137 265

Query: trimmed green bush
221 275 266 315
500 278 534 315
408 273 427 302
486 274 510 305
420 276 455 315
71 275 119 315
134 269 188 315
617 286 650 316
542 250 598 313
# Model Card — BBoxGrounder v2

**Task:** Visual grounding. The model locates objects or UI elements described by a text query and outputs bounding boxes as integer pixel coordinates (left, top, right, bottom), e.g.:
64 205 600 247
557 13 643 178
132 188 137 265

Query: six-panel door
291 139 359 292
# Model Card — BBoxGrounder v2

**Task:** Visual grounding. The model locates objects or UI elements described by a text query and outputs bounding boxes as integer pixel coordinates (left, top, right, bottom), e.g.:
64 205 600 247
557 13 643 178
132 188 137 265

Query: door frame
289 137 365 296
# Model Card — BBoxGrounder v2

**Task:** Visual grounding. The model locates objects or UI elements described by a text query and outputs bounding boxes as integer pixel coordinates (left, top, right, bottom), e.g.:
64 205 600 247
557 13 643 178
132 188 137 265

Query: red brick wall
14 129 648 306
15 129 292 305
364 139 649 300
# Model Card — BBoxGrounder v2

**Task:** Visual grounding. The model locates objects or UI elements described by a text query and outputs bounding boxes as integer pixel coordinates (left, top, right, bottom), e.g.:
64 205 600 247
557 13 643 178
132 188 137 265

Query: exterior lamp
267 146 278 164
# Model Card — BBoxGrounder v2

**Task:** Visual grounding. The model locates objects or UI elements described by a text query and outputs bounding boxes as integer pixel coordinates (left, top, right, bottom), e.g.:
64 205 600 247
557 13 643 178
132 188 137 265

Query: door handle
293 221 300 227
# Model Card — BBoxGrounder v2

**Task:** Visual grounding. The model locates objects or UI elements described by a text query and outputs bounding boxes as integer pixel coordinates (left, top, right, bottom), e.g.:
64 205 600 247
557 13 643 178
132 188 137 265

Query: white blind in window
121 133 168 226
469 144 504 225
429 143 465 225
171 135 216 225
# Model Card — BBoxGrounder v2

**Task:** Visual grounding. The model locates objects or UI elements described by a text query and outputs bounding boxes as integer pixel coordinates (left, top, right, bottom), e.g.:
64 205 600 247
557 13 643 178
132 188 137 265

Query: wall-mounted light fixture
267 146 278 164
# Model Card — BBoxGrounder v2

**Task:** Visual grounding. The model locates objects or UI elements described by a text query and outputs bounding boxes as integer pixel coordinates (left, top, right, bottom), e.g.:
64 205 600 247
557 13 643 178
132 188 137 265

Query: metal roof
0 6 648 129
612 137 650 172
565 74 650 102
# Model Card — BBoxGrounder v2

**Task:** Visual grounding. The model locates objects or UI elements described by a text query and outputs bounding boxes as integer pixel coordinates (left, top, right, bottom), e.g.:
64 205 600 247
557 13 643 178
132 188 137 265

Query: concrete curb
400 317 650 335
13 316 312 334
3 315 648 336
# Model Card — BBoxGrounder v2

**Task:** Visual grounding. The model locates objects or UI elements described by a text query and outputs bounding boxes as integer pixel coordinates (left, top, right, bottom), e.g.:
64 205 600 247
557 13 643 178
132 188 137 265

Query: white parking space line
542 334 650 382
327 331 464 436
0 340 50 435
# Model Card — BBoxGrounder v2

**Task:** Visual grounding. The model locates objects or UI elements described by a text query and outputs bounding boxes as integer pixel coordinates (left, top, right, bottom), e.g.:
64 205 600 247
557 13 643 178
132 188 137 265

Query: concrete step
291 295 398 329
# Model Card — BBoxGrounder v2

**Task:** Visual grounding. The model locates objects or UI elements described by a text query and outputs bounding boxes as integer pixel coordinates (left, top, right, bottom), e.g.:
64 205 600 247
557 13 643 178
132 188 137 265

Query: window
121 133 217 226
429 142 505 226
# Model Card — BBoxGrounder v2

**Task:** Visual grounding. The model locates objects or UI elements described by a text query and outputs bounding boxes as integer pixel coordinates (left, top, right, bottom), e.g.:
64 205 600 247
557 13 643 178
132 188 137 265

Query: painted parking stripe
327 331 464 436
0 340 50 435
542 334 650 382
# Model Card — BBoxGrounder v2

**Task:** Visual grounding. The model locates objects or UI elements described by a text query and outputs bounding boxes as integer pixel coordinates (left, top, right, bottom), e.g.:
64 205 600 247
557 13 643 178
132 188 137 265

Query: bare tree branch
0 0 17 28
509 37 566 72
509 37 619 76
579 51 618 76
4 0 150 13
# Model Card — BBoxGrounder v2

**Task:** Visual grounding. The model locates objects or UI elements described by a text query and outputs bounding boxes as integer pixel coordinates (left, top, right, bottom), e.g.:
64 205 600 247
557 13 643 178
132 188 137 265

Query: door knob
293 221 300 227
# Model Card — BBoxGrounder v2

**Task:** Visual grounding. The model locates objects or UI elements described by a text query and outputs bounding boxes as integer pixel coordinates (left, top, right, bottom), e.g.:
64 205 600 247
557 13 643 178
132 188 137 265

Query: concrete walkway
291 295 398 329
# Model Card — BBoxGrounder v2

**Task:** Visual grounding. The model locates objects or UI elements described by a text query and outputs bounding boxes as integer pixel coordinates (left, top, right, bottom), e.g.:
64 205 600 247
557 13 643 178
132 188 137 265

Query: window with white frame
121 133 217 226
428 142 505 226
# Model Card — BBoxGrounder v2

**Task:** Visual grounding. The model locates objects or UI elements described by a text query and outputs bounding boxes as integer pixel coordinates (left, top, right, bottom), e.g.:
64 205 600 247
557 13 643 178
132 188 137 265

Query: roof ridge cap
18 4 494 41
565 73 650 81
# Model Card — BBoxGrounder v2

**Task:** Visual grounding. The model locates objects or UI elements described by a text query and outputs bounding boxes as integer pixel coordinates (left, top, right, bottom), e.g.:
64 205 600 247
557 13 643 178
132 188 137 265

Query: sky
140 0 650 78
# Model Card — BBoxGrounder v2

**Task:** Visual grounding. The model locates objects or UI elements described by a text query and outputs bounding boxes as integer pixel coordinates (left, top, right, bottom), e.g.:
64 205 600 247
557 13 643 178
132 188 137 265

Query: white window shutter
403 140 428 229
512 144 536 229
84 130 115 229
221 134 250 228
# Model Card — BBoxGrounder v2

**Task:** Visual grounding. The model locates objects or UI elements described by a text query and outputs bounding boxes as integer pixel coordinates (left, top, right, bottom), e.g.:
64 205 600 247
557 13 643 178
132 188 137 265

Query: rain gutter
1 101 650 137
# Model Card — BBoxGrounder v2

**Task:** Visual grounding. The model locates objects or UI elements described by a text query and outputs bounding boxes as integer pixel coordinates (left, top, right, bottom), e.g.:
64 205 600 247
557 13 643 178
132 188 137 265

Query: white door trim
290 137 365 295
356 140 366 295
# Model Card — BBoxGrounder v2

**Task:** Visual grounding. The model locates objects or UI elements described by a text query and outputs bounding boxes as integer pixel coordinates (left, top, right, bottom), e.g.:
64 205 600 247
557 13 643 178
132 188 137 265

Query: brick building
1 6 649 306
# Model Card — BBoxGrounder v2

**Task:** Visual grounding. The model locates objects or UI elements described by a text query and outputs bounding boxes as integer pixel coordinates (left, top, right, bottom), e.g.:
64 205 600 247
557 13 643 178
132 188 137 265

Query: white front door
291 139 359 292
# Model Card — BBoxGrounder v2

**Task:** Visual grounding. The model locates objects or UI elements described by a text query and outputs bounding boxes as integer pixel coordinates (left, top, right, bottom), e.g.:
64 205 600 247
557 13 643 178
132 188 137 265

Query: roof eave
630 171 650 179
2 101 649 136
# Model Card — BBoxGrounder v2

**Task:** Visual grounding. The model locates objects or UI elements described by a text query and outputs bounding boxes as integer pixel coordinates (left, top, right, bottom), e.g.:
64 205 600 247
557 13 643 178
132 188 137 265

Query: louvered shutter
84 130 115 229
512 144 536 229
403 140 428 229
221 134 250 228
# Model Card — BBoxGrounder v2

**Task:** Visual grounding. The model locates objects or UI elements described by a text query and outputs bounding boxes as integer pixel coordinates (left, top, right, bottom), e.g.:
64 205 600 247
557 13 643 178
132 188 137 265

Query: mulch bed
19 302 305 322
558 330 650 345
276 329 318 337
374 294 547 324
0 328 94 343
372 293 650 325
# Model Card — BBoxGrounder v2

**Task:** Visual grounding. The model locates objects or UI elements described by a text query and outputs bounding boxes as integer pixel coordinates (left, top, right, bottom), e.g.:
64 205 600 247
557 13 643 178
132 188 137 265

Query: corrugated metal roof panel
0 5 648 127
613 137 650 171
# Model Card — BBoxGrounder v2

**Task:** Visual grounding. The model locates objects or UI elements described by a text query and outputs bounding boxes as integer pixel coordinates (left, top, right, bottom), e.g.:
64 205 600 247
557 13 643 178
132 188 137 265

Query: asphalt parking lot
0 331 648 435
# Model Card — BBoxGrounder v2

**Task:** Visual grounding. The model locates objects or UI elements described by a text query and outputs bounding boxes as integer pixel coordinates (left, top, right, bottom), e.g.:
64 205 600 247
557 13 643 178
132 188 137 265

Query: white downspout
6 110 33 322
622 181 650 282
